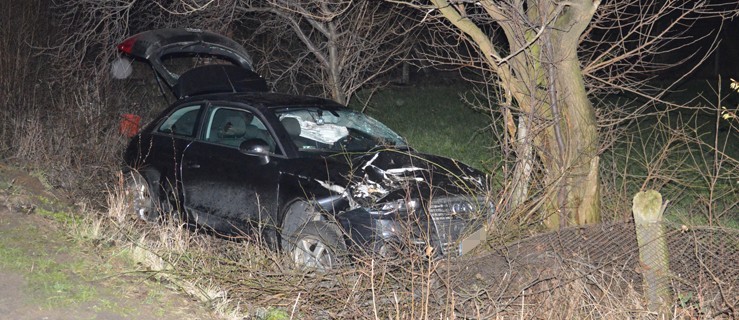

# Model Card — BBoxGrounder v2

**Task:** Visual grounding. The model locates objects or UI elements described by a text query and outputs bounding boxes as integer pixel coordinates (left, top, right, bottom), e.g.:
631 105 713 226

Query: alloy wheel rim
292 236 333 270
131 181 151 220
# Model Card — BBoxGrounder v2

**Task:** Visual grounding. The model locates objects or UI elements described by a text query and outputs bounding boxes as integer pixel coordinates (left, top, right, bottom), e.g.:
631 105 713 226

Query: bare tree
395 0 736 228
50 0 243 80
234 0 417 104
53 0 416 106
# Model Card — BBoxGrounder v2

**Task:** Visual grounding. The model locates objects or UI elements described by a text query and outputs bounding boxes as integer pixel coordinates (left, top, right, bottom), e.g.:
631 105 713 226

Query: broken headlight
370 199 423 248
371 198 419 218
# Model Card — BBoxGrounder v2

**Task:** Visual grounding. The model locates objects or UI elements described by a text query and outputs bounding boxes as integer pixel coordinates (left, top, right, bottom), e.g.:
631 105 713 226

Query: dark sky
692 11 739 78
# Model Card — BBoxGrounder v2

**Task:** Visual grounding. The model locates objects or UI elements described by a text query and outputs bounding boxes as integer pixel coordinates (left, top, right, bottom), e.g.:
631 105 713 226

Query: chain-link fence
444 221 738 318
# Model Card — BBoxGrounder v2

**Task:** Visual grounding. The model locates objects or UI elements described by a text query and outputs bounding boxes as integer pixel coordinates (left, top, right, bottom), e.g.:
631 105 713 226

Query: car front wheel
290 221 347 271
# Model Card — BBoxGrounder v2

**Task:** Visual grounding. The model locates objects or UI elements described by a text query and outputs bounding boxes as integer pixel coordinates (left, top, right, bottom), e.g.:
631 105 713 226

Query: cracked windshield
276 107 407 152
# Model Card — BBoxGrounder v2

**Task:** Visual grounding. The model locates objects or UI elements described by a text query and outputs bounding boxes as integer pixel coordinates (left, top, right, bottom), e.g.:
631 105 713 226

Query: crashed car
119 28 492 269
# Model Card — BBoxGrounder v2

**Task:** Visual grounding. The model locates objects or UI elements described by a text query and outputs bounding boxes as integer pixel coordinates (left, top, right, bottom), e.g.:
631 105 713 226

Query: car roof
179 91 345 111
173 65 268 99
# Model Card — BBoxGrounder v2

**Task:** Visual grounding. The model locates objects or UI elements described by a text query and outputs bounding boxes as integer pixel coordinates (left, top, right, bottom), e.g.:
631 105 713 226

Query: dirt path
0 165 218 320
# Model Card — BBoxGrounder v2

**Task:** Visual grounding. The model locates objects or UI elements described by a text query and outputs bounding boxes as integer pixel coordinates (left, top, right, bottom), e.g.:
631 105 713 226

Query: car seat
281 117 308 149
206 108 247 145
281 117 301 137
218 116 248 146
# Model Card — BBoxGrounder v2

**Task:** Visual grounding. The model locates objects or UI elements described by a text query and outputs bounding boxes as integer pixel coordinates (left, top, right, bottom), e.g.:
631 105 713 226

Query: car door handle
185 162 200 169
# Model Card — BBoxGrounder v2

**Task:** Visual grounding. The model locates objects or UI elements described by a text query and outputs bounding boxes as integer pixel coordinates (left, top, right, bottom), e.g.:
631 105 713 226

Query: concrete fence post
632 190 673 319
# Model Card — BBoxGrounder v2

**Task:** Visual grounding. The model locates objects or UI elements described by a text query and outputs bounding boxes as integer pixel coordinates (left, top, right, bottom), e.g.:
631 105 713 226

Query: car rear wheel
290 221 347 271
124 171 159 222
161 180 189 224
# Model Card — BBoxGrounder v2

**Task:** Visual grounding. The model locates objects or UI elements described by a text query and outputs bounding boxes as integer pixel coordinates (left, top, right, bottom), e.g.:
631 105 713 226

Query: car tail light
117 36 138 54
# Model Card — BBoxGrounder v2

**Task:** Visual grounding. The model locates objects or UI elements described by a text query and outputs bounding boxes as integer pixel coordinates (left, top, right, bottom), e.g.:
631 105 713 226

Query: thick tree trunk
430 0 601 228
541 56 600 228
509 0 601 228
559 58 600 226
541 1 601 228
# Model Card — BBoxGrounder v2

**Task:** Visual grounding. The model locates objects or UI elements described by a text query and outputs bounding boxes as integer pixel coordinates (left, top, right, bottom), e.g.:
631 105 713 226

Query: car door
141 104 203 192
180 104 281 235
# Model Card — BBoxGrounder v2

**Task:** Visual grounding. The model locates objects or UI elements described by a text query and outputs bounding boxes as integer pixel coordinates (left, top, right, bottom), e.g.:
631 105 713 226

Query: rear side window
157 105 201 137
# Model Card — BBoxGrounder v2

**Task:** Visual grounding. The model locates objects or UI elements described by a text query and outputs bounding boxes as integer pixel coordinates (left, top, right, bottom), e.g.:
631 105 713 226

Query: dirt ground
0 164 218 320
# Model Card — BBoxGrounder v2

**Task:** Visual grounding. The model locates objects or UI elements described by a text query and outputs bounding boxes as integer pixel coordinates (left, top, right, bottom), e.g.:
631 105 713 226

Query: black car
119 29 492 269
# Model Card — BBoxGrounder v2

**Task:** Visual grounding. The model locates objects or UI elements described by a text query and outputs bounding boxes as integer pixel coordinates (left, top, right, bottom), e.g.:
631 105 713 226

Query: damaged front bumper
338 196 491 258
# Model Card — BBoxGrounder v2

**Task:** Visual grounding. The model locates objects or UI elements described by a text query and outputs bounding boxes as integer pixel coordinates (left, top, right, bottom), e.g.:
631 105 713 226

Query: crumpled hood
312 149 487 206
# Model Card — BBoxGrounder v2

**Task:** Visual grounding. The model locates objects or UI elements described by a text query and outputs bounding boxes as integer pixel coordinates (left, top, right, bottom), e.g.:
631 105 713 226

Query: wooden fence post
633 190 673 319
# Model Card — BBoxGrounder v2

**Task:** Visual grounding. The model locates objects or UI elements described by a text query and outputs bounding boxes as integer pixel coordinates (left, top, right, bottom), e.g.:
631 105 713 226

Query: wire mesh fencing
442 220 738 318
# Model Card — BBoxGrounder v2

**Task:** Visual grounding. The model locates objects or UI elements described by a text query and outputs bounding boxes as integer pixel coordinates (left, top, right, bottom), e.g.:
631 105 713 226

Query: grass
351 83 495 171
45 176 729 319
600 126 738 225
0 220 99 308
0 167 223 318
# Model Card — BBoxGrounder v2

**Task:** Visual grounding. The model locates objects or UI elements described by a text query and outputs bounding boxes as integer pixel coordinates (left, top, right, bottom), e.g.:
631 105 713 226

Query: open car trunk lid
117 28 267 99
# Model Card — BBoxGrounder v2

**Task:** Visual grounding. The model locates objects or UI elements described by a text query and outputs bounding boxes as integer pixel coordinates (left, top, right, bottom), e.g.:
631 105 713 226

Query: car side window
157 105 201 137
202 107 279 154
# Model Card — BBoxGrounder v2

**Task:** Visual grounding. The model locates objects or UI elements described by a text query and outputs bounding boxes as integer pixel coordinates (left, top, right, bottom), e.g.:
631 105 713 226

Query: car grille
427 195 491 256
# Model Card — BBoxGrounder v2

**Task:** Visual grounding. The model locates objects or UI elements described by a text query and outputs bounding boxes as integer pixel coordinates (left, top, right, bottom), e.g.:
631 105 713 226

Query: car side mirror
239 139 271 165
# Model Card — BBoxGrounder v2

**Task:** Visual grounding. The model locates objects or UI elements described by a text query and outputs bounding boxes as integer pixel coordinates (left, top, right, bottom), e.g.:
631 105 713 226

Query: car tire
160 179 185 223
124 171 159 222
280 200 318 250
289 221 347 271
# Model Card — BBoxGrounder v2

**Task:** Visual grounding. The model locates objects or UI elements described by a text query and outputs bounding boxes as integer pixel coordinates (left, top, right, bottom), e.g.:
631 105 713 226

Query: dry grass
80 181 736 319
